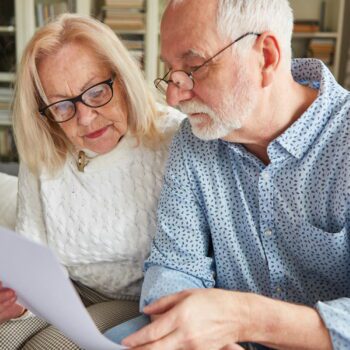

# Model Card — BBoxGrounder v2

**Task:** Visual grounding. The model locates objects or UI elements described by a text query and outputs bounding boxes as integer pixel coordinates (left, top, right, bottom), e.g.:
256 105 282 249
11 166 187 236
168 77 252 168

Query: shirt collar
270 58 348 161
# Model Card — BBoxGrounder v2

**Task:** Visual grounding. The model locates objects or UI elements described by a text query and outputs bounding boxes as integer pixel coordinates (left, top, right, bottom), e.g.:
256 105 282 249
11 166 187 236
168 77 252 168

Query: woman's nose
75 102 98 126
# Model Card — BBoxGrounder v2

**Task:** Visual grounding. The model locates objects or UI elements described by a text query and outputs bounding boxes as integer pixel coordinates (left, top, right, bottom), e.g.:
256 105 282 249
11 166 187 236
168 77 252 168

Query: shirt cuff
140 265 208 311
9 309 35 322
315 298 350 349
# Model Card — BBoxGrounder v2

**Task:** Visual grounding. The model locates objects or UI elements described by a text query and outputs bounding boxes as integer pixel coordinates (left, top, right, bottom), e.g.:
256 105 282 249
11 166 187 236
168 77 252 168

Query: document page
0 226 126 350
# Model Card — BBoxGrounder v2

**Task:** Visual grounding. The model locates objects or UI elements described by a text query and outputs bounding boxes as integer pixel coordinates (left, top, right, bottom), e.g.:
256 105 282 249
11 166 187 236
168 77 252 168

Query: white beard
179 62 258 141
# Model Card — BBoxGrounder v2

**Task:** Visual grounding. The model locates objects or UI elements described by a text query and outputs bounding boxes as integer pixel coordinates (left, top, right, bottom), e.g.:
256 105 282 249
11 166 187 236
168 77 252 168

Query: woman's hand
0 281 26 324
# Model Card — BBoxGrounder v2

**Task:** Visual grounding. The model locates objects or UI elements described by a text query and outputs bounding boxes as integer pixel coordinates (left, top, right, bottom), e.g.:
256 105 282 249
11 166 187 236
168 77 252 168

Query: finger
123 311 178 348
0 303 26 323
131 329 181 350
0 289 15 303
0 296 16 311
150 314 161 322
143 290 190 315
0 297 17 322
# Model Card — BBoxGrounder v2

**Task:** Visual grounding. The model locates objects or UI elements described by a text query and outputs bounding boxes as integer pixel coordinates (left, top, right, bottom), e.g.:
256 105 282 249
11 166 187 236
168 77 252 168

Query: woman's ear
255 32 281 87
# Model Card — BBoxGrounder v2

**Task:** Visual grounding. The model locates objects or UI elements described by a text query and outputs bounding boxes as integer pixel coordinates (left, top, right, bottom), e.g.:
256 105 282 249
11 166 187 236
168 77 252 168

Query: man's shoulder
172 118 217 153
175 118 204 145
327 92 350 135
156 104 186 132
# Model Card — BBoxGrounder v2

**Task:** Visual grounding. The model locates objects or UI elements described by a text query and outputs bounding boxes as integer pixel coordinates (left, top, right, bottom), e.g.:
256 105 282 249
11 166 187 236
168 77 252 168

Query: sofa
0 171 18 231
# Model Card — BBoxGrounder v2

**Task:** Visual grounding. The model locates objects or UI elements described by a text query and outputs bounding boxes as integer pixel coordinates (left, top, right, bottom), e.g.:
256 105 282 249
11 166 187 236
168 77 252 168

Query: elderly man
105 0 350 349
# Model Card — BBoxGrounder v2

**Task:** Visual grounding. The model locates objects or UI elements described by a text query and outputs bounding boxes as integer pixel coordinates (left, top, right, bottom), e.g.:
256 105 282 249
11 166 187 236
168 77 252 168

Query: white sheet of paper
0 226 127 350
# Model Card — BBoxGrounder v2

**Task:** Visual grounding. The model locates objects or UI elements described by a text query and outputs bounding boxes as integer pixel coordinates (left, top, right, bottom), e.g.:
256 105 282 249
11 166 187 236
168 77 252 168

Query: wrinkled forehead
160 0 221 65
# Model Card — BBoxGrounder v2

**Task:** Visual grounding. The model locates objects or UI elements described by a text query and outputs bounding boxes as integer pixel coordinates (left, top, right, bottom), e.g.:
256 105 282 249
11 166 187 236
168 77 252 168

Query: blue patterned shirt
141 59 350 349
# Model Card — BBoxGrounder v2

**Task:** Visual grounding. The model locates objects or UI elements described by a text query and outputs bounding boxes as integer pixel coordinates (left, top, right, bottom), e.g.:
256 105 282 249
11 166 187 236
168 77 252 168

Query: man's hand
123 288 333 350
122 289 251 350
0 281 26 324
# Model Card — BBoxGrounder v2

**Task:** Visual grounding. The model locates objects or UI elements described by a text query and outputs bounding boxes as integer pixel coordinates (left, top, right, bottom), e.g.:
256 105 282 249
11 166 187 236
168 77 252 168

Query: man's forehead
164 0 217 18
160 0 220 63
161 40 215 63
160 25 221 65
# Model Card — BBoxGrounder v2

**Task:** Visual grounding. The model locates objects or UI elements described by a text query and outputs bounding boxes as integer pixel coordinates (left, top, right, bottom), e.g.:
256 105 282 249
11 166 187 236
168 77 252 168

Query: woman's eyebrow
46 77 97 100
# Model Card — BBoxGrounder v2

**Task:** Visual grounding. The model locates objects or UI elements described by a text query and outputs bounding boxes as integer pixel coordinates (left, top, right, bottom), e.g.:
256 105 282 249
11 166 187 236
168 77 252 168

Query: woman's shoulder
155 103 187 134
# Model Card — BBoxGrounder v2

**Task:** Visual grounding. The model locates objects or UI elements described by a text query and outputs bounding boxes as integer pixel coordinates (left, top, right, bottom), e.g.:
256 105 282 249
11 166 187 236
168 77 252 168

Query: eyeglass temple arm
193 32 261 73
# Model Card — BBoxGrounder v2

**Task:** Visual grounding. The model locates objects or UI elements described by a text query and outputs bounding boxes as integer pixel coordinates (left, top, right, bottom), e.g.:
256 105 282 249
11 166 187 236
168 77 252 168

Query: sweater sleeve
15 162 47 245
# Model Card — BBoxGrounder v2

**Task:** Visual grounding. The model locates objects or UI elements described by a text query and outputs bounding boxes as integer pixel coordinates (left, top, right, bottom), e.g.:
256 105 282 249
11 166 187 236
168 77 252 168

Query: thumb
143 291 189 314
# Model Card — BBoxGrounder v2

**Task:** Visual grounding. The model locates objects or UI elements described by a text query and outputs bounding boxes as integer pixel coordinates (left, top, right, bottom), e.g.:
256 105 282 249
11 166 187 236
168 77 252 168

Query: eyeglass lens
171 71 194 90
155 71 194 95
46 82 113 122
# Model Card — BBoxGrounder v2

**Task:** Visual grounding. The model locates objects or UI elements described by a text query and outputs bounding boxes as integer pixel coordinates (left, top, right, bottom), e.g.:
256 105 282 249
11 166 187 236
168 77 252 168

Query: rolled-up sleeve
316 298 350 349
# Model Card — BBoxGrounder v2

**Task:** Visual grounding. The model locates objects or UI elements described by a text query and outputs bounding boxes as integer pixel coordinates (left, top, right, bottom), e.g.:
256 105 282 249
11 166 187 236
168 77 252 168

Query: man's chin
190 124 221 141
190 122 240 141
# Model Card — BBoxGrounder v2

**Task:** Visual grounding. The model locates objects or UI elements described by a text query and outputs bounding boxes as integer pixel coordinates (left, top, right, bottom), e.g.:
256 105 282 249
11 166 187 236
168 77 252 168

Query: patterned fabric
0 281 139 350
23 300 139 350
0 316 48 350
15 106 185 299
141 59 350 349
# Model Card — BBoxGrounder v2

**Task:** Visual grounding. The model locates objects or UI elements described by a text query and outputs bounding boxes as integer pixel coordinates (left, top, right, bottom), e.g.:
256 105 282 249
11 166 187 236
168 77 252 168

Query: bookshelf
289 0 346 81
0 1 16 161
98 0 161 84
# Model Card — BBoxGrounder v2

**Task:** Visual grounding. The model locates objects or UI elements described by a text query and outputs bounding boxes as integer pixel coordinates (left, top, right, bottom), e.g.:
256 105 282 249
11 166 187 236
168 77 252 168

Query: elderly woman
0 13 184 350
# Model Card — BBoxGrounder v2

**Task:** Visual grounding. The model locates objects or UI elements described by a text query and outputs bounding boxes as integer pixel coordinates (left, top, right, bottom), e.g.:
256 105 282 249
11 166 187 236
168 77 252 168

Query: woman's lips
84 125 110 139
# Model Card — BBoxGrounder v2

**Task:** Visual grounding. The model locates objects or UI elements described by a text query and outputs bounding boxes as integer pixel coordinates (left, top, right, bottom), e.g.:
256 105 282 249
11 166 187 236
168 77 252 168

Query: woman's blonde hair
12 13 160 175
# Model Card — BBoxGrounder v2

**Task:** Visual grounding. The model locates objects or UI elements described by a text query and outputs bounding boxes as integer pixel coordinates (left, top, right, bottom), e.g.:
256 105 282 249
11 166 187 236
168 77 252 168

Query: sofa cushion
0 172 17 230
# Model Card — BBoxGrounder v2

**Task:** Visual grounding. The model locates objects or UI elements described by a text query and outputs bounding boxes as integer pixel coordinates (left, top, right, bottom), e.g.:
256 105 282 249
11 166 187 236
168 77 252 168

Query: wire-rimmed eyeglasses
39 77 114 123
154 32 261 95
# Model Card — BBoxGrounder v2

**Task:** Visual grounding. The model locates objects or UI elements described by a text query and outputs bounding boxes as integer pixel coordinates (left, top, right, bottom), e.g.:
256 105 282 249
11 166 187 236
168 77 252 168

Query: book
293 20 320 33
122 39 144 50
309 39 335 53
105 0 144 9
307 39 335 65
104 19 144 30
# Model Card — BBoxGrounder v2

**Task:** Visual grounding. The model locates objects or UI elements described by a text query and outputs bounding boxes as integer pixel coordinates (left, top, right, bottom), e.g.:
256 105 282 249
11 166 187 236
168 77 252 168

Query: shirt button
264 229 273 237
276 287 282 293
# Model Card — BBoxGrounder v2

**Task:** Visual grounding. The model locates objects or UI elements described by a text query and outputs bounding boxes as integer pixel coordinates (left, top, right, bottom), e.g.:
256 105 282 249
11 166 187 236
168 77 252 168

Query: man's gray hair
166 0 294 63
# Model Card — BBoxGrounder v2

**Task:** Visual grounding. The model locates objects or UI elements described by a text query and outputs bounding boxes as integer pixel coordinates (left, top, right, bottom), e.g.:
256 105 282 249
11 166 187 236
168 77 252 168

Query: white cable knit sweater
15 107 185 299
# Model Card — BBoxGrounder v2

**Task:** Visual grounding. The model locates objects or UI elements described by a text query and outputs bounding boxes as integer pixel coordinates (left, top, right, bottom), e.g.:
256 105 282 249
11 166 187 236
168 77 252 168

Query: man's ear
255 32 281 87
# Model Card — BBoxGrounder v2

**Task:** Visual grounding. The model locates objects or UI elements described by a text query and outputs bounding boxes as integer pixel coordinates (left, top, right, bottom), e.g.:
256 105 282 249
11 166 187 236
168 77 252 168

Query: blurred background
0 0 349 174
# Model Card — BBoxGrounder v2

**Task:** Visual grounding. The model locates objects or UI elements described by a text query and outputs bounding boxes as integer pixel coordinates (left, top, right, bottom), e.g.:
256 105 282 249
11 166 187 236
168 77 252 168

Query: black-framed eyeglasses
39 77 114 123
154 32 261 95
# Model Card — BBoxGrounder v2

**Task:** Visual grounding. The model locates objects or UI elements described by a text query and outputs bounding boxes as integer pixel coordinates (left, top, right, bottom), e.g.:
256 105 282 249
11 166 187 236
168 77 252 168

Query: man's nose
166 83 194 107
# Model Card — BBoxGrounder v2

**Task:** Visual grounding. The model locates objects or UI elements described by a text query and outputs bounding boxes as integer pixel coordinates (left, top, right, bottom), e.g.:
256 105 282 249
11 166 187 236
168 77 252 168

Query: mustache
179 101 215 116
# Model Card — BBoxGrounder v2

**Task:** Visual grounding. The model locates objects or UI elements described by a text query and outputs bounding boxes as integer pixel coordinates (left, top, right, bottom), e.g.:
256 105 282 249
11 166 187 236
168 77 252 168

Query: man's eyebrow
160 49 207 64
182 49 207 60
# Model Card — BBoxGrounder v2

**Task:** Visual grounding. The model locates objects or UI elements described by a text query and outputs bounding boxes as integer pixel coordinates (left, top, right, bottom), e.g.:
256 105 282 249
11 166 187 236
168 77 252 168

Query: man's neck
223 77 319 165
